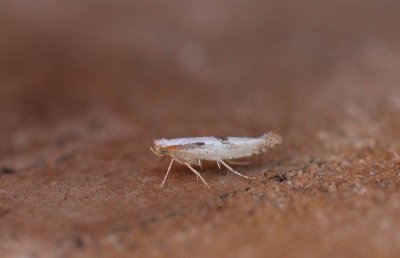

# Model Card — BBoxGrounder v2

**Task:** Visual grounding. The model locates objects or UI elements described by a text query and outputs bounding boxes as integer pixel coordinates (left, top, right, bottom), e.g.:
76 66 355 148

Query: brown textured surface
1 1 400 257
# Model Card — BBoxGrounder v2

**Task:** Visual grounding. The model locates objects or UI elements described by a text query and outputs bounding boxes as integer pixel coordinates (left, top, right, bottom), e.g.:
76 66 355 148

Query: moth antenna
150 146 163 156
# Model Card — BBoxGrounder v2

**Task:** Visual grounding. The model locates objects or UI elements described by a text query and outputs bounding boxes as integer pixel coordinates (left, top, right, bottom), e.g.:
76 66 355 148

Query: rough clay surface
1 1 400 257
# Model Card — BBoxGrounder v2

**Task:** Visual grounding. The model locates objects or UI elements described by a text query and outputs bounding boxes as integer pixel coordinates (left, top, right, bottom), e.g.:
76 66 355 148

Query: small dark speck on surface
56 150 77 164
165 211 178 218
272 174 287 182
219 192 230 200
1 166 16 174
73 236 85 249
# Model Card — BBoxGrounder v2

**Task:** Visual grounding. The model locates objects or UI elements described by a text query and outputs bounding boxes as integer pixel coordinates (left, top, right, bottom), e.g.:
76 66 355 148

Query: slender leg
160 158 174 188
216 160 221 170
185 163 210 189
197 159 202 181
218 160 255 180
226 160 251 166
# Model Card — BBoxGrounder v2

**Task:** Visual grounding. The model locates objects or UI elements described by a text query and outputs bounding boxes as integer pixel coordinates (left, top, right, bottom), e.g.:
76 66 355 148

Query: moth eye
161 149 167 155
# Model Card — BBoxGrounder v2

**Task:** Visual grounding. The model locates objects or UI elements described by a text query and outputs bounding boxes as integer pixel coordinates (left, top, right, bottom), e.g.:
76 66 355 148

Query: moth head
150 139 169 157
150 146 168 156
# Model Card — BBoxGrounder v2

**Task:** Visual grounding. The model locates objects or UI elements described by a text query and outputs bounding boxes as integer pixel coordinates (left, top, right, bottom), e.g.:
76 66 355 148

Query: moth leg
216 160 221 170
185 163 210 189
218 160 255 180
160 158 174 188
196 160 203 180
226 160 251 166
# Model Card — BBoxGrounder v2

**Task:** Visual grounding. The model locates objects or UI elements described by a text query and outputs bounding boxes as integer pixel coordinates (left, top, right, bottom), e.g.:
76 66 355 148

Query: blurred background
2 0 399 138
1 0 400 257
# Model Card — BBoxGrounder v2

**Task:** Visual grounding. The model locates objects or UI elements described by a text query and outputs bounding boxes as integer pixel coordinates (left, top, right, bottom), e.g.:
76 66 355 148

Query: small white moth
150 132 282 188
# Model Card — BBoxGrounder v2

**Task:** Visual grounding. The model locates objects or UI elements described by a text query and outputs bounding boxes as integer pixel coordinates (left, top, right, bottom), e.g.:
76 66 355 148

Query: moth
150 132 282 188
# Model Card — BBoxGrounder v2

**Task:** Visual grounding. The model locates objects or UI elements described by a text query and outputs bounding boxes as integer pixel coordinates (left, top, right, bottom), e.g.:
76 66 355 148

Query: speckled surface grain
1 1 400 257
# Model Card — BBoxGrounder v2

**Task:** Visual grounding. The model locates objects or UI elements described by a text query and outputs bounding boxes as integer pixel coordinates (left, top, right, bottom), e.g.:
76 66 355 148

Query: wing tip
261 132 282 147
